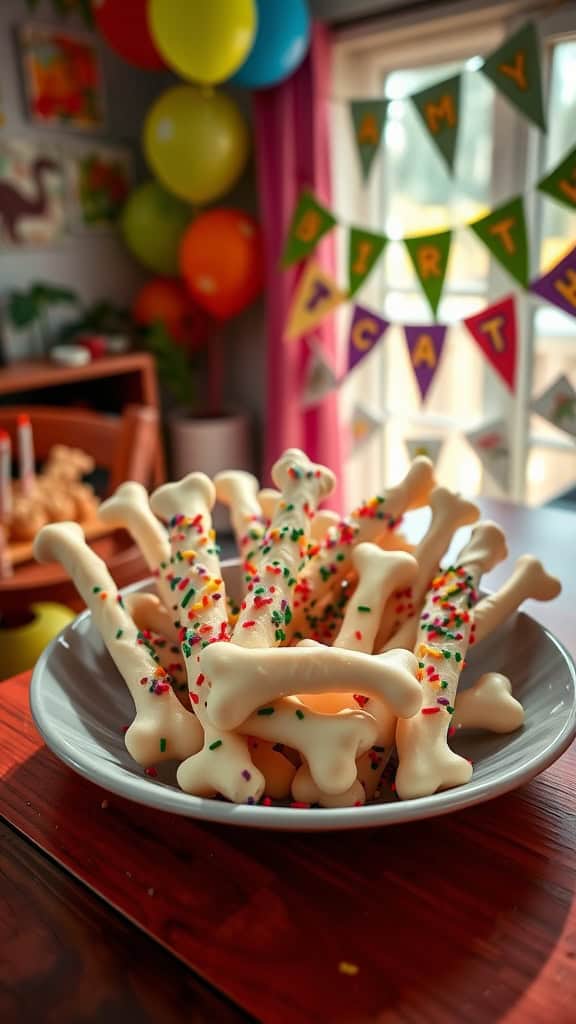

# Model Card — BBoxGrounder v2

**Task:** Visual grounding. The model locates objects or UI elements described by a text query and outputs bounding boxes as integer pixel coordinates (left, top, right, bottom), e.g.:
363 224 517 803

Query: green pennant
404 231 452 318
348 227 387 296
470 197 529 287
538 145 576 210
411 75 461 172
349 100 388 181
481 22 546 131
282 190 338 268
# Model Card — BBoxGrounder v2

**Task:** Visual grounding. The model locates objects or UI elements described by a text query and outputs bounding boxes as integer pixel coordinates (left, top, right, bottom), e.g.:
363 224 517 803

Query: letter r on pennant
358 113 379 145
416 245 441 278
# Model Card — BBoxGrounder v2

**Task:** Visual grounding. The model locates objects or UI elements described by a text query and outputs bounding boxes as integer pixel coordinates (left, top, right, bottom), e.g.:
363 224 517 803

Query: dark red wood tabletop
1 498 576 1024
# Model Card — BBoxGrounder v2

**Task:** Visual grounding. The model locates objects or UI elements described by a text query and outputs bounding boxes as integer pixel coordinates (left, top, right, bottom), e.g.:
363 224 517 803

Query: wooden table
1 499 576 1024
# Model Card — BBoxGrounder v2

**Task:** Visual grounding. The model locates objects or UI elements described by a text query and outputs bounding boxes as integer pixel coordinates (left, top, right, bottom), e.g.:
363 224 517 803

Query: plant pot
168 412 253 534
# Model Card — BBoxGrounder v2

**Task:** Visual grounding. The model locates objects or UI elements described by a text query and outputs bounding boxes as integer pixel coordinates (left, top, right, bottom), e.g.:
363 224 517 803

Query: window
332 3 576 507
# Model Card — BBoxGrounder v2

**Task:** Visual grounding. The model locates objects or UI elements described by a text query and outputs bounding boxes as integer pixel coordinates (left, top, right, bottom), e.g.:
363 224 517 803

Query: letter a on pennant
347 304 390 372
481 22 546 131
538 145 576 211
463 295 518 391
470 196 529 286
349 100 388 181
404 324 447 402
284 262 347 342
411 75 461 172
282 190 338 267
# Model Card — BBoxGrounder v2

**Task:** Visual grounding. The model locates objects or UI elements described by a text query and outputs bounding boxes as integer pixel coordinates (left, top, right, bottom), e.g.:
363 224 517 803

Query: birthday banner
342 21 546 181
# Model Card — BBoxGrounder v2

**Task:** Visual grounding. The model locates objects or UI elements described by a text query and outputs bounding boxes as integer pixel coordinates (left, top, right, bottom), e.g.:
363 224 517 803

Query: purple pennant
347 304 389 372
531 243 576 319
404 324 447 401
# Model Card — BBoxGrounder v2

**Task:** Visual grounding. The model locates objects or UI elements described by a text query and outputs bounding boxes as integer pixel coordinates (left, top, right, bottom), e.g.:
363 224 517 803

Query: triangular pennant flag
404 231 452 318
530 243 576 320
531 374 576 439
465 419 511 491
463 296 517 391
301 340 339 409
405 436 443 466
348 226 387 296
349 99 388 181
282 191 338 267
350 403 383 450
284 262 347 342
481 22 546 131
538 145 576 210
347 304 389 373
404 324 447 402
470 197 529 287
411 75 461 172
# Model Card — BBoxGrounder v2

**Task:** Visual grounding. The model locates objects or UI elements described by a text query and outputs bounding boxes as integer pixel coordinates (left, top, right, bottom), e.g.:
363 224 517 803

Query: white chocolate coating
291 765 366 807
451 673 524 733
395 521 508 800
201 641 421 732
473 554 561 644
99 482 173 611
33 522 203 767
213 470 266 561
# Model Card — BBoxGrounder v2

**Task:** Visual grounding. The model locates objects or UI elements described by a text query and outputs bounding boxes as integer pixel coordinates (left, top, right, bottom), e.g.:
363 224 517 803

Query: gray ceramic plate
30 568 576 832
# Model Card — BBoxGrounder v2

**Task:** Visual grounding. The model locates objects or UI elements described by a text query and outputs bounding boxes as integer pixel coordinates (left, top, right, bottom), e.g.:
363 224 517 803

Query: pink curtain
253 21 343 510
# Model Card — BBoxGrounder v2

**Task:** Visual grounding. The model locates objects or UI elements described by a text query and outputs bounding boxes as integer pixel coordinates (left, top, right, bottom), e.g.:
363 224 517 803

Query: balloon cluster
95 0 310 337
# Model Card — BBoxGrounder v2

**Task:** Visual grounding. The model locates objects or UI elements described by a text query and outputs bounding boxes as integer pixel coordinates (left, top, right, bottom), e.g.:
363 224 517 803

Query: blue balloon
231 0 311 89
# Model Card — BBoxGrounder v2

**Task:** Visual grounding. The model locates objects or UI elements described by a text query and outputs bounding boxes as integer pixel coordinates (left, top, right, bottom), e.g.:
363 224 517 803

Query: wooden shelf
0 352 166 483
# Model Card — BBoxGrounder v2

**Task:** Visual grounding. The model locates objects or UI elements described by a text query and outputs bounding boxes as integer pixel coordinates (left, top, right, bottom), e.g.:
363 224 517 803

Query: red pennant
463 296 517 392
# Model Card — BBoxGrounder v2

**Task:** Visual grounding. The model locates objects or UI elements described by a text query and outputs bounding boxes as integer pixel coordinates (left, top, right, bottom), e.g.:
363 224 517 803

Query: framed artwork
69 145 132 228
0 138 68 246
19 25 105 130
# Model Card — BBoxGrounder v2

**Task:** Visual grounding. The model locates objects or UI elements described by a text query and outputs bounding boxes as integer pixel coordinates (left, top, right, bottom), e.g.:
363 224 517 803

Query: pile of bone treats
33 448 561 808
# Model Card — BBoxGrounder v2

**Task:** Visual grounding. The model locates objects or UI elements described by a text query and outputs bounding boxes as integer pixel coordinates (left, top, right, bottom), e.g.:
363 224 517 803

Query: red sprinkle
242 620 257 629
421 707 441 715
144 767 157 777
190 692 199 705
195 673 205 687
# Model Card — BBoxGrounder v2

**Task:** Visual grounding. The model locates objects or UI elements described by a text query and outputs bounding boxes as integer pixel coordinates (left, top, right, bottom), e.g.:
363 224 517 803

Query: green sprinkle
115 628 123 639
440 680 449 689
455 652 462 663
284 607 292 625
182 643 192 659
160 738 167 753
295 709 305 720
418 661 425 669
442 650 452 659
357 605 371 613
447 705 455 714
180 588 196 608
275 628 286 642
209 739 223 751
92 586 101 594
285 503 294 511
257 707 275 716
336 552 345 562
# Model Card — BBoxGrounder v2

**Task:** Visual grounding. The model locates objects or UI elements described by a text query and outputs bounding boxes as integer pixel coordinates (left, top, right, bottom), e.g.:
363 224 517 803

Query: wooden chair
0 403 159 494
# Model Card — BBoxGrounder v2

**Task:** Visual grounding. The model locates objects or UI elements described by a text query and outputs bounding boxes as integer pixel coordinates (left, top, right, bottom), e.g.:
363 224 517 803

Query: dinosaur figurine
0 157 61 243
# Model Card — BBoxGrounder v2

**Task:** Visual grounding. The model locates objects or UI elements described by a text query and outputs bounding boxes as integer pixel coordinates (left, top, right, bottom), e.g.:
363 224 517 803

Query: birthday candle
0 429 11 523
18 413 35 498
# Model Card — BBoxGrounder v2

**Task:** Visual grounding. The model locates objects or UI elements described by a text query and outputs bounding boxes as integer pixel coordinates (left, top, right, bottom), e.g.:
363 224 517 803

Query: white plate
30 569 576 832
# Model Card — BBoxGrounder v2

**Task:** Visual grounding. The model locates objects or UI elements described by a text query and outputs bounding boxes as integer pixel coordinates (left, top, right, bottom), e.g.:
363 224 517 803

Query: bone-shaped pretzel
149 473 266 804
99 482 173 611
473 554 561 644
292 456 435 641
395 520 508 800
33 522 203 767
451 672 524 734
213 470 267 562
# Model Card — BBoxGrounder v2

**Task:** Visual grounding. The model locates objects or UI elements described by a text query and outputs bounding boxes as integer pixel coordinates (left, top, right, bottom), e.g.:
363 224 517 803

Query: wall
0 0 266 449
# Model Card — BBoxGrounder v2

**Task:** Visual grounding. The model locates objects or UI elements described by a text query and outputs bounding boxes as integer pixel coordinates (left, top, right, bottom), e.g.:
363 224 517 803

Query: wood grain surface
1 498 576 1024
1 670 576 1024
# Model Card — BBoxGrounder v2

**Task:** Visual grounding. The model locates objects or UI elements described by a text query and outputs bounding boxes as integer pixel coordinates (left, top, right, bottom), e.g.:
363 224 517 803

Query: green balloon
121 181 192 275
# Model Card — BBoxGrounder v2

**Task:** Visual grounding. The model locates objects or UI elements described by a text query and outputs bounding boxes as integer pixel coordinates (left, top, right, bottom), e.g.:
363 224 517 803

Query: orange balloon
133 277 213 350
180 209 263 320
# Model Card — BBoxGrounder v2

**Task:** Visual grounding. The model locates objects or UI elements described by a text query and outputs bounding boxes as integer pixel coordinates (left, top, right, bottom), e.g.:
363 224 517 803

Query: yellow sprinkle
209 529 216 541
190 601 205 613
338 962 359 976
205 579 221 594
417 642 442 660
181 549 197 560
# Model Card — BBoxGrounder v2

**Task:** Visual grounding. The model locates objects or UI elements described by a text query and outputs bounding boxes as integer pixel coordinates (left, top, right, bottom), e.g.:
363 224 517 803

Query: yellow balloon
149 0 257 85
144 85 250 204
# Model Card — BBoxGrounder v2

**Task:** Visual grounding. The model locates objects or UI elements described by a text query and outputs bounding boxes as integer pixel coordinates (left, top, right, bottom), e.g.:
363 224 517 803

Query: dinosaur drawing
0 157 61 243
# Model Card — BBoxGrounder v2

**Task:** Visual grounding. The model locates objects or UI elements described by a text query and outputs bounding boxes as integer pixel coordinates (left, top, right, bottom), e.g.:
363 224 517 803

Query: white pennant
465 418 511 491
531 374 576 439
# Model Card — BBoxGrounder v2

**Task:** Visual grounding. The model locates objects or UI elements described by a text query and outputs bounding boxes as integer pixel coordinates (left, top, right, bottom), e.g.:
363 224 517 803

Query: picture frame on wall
18 24 105 131
67 144 133 230
0 137 68 247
